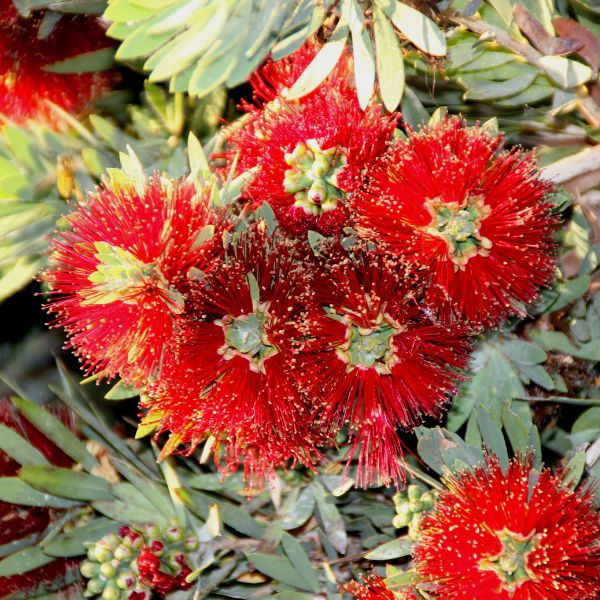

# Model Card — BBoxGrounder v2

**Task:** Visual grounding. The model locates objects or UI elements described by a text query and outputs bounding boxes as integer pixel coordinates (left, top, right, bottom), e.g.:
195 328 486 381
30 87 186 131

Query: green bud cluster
393 484 435 541
81 521 200 599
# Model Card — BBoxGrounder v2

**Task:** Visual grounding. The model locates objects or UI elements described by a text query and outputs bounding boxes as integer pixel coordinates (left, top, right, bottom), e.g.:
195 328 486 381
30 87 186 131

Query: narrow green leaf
0 547 54 577
373 7 404 111
287 17 349 99
19 466 114 501
501 340 546 365
0 423 48 466
462 73 538 100
93 498 160 524
0 477 83 508
381 0 446 56
42 518 119 557
348 0 375 109
502 402 531 455
104 380 142 400
281 486 315 530
365 538 412 560
563 451 586 489
400 87 428 127
312 480 347 554
539 55 592 88
247 553 310 591
11 396 97 471
478 407 509 470
281 532 319 593
43 47 116 73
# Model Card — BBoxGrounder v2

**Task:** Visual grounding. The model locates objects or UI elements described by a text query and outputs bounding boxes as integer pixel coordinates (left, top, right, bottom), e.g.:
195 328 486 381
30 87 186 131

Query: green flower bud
143 524 160 539
407 484 422 502
421 491 435 509
409 498 423 513
80 560 100 579
93 544 113 563
87 547 97 561
99 561 117 579
113 544 132 561
183 535 199 551
85 578 104 596
166 526 183 543
101 583 120 600
116 570 136 590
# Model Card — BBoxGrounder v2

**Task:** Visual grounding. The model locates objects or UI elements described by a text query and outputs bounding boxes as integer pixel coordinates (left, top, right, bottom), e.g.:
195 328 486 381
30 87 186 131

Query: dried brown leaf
514 6 583 56
553 17 600 69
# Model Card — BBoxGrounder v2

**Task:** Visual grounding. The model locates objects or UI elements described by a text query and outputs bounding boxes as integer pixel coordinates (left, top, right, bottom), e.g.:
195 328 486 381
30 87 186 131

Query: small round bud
93 544 113 563
407 484 421 502
125 532 143 550
101 583 120 600
149 540 164 556
183 536 199 551
99 561 117 579
166 526 183 543
143 524 160 539
87 547 97 561
116 570 136 590
409 498 423 513
421 491 435 509
114 544 132 561
86 578 104 595
80 560 100 579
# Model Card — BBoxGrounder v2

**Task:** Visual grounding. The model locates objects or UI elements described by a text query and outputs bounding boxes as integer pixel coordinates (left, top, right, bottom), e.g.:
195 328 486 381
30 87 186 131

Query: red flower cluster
44 44 558 489
0 0 118 125
0 399 79 599
45 175 225 386
136 543 192 598
353 116 559 327
344 572 417 599
414 456 600 599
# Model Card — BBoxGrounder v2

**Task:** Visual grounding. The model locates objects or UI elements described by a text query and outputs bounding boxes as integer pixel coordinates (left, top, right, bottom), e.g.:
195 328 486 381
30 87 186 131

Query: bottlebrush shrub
43 174 226 386
352 116 559 328
225 84 397 236
0 399 80 598
413 455 600 599
0 0 118 125
147 225 326 488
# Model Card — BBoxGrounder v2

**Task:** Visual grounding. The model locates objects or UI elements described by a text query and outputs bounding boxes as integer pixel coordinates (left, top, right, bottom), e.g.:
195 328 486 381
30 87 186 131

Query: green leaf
312 481 347 554
247 553 311 591
380 0 446 56
112 482 170 526
19 466 114 501
462 73 538 100
365 538 412 560
281 486 315 531
0 477 83 508
93 498 160 524
0 547 54 577
43 47 116 73
287 16 349 99
539 56 593 88
104 380 142 400
501 340 547 365
0 423 48 466
177 488 266 538
478 407 509 470
11 396 98 471
502 402 532 455
281 532 319 593
563 451 586 489
400 87 429 127
42 518 119 557
373 6 404 111
348 0 375 109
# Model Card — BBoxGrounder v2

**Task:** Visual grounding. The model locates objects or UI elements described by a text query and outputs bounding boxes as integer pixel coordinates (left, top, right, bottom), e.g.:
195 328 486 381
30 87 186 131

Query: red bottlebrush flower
296 249 471 487
0 399 80 599
345 572 417 599
227 86 397 236
147 226 324 488
352 116 559 328
244 39 353 108
44 175 225 385
413 456 600 599
0 0 118 125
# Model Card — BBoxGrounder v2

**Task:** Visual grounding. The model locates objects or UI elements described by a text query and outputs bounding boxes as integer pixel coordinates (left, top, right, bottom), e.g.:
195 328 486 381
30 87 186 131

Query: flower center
83 241 185 314
423 195 492 268
334 311 404 374
283 139 348 216
215 306 278 374
479 528 542 592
